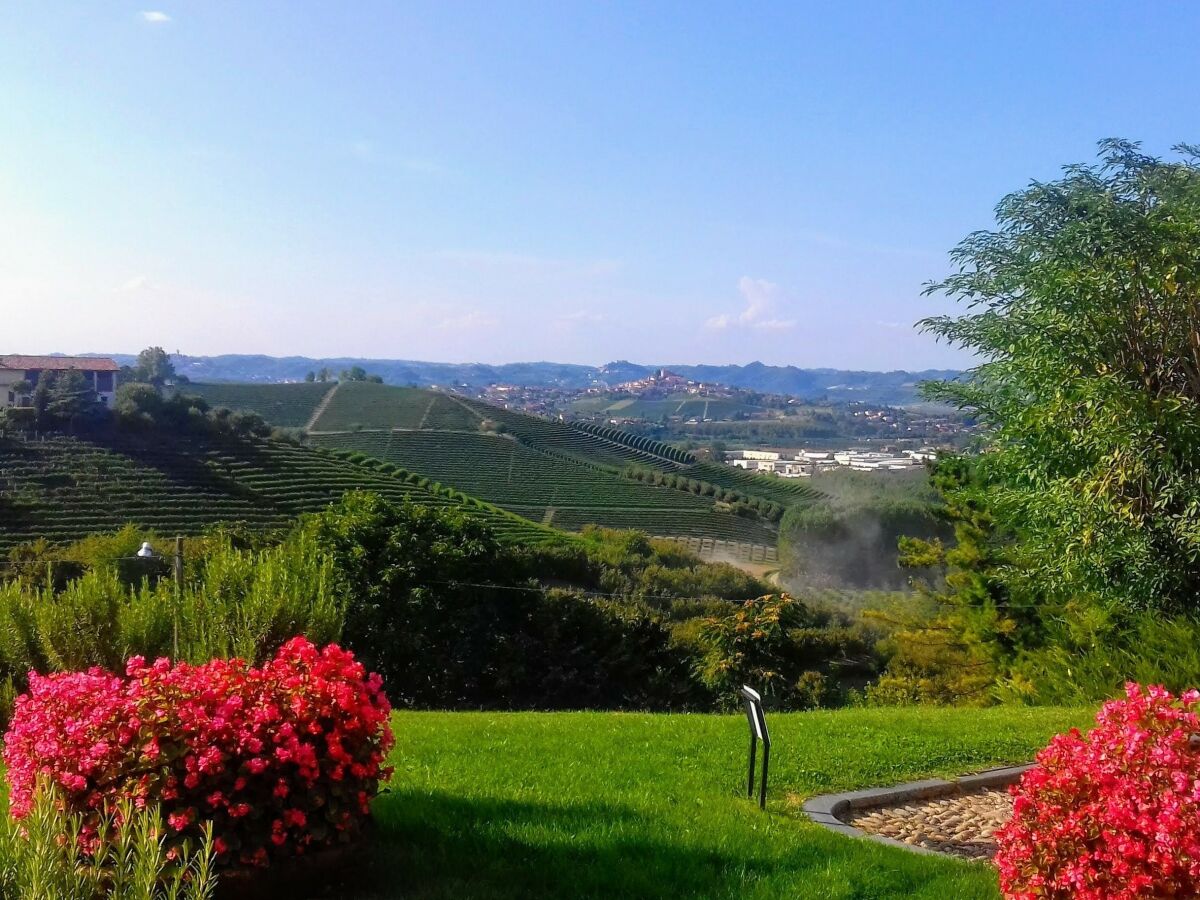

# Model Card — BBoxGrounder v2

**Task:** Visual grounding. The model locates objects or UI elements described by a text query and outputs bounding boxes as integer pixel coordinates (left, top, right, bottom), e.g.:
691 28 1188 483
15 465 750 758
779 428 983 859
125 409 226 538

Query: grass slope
337 706 1091 899
0 431 565 552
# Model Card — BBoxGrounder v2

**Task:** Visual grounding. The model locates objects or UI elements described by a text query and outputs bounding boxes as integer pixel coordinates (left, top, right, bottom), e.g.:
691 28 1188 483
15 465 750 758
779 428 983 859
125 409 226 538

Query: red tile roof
0 355 120 372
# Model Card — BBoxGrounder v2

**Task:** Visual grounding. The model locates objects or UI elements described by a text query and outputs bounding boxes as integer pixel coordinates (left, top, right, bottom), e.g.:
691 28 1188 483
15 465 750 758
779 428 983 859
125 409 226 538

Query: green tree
304 371 316 383
125 347 178 388
871 456 1013 705
33 371 107 430
921 140 1200 616
7 380 31 406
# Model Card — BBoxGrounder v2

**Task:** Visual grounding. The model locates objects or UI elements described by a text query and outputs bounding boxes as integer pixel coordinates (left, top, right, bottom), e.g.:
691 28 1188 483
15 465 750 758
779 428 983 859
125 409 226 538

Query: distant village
725 446 938 478
469 368 972 452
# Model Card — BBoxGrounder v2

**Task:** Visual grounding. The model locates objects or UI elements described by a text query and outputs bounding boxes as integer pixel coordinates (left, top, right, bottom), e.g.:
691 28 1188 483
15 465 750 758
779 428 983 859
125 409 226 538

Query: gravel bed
846 788 1013 860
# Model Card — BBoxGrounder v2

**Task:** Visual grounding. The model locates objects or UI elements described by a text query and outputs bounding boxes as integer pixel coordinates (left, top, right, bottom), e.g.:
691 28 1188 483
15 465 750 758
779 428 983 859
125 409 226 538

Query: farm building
0 355 120 408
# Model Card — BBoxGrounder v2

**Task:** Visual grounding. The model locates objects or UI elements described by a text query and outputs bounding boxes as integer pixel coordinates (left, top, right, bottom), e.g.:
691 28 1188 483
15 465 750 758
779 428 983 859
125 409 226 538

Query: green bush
1001 609 1200 706
0 530 345 707
694 594 881 709
308 495 730 709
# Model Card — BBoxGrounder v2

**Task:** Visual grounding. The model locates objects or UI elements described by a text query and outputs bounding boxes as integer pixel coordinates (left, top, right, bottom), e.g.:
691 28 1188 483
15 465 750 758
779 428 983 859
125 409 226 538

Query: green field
183 382 333 428
329 706 1090 899
0 431 565 552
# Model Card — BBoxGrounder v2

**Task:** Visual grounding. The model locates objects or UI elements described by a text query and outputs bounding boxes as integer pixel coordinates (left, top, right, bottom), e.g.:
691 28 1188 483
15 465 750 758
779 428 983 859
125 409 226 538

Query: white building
739 450 780 461
0 356 120 408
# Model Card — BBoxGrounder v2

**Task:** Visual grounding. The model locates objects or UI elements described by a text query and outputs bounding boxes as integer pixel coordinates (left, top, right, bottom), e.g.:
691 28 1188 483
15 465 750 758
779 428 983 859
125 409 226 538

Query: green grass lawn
320 706 1091 900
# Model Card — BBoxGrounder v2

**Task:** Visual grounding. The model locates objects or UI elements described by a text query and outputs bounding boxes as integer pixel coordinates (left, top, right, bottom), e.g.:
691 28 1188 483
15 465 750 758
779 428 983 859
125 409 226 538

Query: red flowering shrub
3 638 393 868
996 683 1200 899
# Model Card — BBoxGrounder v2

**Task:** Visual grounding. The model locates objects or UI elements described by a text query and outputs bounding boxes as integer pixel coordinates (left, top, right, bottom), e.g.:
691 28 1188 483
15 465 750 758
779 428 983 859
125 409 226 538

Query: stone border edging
801 764 1032 857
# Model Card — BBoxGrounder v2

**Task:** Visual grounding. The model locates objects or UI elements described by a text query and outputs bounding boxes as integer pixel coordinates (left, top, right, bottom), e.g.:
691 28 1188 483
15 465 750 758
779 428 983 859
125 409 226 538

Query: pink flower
997 683 1200 899
2 640 394 869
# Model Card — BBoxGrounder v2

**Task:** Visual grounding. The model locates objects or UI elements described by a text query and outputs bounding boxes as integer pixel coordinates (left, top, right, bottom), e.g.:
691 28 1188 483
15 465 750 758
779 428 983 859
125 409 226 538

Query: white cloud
705 277 796 332
140 11 171 23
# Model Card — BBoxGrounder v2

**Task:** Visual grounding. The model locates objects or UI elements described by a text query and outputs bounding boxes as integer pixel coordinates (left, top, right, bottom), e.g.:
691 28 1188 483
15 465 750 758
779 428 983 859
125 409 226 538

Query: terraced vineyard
309 430 778 545
311 382 443 431
183 382 332 428
452 397 691 470
0 432 565 553
167 382 823 553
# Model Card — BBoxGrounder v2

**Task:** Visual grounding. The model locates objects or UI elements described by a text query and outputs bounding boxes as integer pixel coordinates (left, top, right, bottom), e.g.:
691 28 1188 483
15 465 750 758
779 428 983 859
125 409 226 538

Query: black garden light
741 685 770 810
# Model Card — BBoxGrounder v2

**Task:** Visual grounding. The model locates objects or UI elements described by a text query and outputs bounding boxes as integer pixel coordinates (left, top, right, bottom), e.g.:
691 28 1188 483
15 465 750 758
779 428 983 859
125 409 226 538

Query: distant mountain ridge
87 353 958 404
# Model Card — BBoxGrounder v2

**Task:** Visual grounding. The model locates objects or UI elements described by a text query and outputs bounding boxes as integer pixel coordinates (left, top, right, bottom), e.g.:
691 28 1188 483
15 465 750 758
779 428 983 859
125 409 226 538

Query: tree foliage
125 347 180 388
922 140 1200 615
30 371 107 431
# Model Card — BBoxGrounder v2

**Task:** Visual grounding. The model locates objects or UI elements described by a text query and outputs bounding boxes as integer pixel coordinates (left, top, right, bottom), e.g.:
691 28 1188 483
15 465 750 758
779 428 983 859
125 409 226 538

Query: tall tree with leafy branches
922 139 1200 616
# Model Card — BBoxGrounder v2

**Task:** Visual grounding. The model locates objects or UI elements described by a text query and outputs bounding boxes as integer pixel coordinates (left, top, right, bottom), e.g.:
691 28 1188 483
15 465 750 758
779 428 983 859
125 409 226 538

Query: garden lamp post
138 537 185 658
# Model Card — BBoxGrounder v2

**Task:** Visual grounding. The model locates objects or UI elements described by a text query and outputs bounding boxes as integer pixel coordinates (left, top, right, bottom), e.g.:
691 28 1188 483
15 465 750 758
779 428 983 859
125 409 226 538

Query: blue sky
1 2 1197 369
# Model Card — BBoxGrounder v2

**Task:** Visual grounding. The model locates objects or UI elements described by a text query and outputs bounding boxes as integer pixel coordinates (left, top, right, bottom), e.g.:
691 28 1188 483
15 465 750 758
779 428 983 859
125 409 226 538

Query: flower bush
996 682 1200 899
3 638 393 869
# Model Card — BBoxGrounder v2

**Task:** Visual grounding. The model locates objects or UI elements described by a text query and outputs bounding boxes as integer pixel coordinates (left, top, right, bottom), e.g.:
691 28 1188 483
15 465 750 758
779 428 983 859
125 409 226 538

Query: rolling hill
0 429 565 554
190 381 825 556
98 353 958 404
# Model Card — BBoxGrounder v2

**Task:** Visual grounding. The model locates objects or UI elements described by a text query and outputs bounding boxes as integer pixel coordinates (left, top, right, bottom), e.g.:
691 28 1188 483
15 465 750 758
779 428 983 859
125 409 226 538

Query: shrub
4 639 393 870
996 683 1200 899
0 788 217 899
0 531 346 706
694 594 879 709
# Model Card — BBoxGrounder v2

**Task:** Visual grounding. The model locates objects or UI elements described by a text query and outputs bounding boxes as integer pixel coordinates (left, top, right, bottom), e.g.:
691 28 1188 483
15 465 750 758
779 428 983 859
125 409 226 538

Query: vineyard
158 382 825 552
451 396 694 469
308 430 779 545
182 382 332 428
309 382 473 431
570 396 762 420
0 432 566 553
